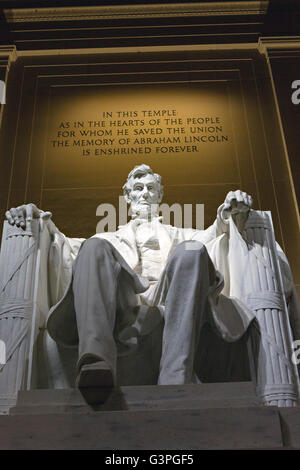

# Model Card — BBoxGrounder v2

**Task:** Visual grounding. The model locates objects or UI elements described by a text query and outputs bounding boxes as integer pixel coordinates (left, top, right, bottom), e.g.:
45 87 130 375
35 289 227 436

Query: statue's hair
122 164 163 201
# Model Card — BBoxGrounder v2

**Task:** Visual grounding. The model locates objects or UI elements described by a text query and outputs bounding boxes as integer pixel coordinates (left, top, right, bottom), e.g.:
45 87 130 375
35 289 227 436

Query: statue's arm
5 203 85 305
5 202 84 252
5 203 52 229
47 223 85 305
186 190 253 243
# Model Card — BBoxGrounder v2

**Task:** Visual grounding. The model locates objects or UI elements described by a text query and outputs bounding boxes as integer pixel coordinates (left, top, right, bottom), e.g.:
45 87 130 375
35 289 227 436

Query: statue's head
123 164 164 218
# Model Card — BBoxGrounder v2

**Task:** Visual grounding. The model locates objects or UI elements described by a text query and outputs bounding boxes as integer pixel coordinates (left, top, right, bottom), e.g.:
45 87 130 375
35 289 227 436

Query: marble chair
0 210 299 413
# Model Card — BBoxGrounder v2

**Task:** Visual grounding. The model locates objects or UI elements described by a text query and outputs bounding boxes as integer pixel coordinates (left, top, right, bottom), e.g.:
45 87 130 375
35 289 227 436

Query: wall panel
0 47 299 290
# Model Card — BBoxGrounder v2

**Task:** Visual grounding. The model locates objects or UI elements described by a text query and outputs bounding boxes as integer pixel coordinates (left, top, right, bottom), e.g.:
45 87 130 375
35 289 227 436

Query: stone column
259 37 300 302
0 46 16 130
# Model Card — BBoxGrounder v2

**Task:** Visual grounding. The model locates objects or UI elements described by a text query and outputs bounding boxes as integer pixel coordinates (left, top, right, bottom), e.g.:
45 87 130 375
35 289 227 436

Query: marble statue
4 164 300 406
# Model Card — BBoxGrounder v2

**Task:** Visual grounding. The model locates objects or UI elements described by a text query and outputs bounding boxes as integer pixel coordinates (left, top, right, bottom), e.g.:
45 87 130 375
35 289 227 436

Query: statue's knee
171 241 207 267
175 240 206 255
80 238 112 260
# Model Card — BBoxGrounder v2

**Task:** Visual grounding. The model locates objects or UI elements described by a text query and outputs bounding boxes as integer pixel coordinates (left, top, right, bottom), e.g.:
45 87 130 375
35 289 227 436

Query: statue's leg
71 238 138 399
158 240 216 385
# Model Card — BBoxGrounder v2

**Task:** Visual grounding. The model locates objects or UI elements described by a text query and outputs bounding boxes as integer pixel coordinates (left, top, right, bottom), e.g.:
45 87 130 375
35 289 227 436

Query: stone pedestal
0 382 298 449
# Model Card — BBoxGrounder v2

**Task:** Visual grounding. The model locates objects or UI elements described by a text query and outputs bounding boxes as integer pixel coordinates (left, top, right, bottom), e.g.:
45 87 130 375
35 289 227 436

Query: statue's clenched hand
5 203 52 229
224 190 253 214
222 190 253 231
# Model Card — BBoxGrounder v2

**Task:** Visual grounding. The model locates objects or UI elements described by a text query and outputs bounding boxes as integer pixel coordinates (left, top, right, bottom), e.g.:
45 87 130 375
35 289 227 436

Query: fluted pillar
0 45 16 129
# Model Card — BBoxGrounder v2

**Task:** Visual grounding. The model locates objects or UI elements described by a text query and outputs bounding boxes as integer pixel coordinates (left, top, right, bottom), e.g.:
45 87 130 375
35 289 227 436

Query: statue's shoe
76 361 114 405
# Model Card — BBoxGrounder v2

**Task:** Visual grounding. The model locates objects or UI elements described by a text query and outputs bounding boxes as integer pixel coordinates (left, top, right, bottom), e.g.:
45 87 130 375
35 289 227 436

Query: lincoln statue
5 164 264 404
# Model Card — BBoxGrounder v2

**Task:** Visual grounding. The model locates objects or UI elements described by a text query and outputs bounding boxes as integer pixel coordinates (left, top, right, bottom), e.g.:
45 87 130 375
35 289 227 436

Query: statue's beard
130 203 159 220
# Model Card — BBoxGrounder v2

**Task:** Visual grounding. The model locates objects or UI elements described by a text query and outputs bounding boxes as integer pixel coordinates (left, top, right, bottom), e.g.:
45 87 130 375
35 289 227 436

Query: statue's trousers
72 238 216 384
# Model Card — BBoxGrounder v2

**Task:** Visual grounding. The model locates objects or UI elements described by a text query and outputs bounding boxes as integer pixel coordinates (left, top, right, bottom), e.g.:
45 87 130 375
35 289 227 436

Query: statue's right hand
5 203 44 229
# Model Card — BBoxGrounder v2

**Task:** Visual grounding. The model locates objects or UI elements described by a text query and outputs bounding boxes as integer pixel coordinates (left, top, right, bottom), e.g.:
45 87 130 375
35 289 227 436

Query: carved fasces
244 211 299 407
0 219 42 411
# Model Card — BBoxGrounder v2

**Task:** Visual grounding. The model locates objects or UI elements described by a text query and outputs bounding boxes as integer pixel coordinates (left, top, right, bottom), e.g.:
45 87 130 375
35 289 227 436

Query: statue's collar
118 215 163 230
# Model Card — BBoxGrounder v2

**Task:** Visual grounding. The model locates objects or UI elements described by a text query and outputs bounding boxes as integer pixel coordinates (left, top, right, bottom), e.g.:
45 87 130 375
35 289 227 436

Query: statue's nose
141 188 149 198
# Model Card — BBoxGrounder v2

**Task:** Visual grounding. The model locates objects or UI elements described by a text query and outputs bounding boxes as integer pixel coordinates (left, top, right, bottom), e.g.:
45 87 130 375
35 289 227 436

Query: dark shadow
196 323 251 383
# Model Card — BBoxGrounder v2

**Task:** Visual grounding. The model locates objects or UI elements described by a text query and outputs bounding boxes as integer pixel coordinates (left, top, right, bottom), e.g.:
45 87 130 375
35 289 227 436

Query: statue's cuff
38 209 52 219
217 203 230 224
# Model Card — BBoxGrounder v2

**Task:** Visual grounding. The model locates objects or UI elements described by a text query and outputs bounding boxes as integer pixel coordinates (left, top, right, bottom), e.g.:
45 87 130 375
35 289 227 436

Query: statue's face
128 173 161 216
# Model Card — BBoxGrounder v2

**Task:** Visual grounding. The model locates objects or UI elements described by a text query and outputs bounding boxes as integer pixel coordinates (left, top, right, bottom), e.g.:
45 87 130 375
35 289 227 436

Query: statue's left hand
222 190 253 231
224 190 253 214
